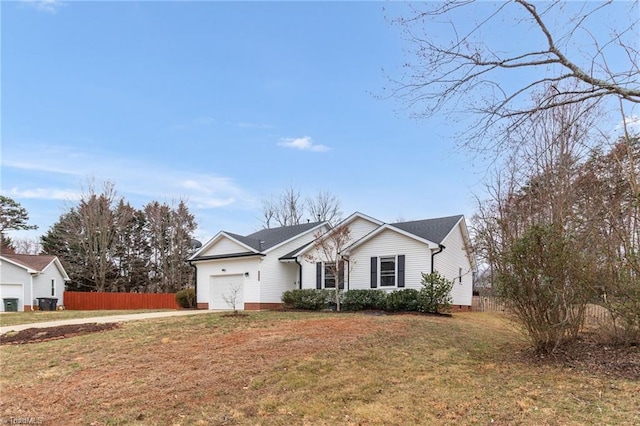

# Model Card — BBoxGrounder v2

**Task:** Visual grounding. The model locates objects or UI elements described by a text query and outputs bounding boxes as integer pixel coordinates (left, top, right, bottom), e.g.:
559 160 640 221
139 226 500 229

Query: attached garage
0 283 23 312
209 274 244 310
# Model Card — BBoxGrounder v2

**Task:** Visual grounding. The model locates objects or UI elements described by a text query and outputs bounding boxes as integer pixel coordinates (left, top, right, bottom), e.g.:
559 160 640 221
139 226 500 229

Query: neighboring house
0 254 70 311
189 212 476 311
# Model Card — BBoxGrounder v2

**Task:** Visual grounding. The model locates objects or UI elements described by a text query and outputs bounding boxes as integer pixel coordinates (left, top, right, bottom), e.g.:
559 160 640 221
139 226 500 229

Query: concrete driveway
0 309 220 335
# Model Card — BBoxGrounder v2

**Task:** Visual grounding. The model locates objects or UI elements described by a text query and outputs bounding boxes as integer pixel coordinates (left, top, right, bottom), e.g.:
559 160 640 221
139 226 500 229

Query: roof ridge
391 214 463 226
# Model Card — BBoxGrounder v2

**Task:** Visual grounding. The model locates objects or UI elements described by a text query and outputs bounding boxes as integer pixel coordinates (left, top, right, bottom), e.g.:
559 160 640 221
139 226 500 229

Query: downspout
295 258 303 289
344 259 350 291
431 244 445 273
188 261 198 309
30 274 34 312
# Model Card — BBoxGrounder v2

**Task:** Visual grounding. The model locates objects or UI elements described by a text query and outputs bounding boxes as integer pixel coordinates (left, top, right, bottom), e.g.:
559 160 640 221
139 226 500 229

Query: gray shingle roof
390 215 463 244
243 221 324 251
2 254 56 272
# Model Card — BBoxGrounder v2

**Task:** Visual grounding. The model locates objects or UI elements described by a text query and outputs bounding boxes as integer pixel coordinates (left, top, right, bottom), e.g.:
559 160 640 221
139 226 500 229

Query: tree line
390 0 639 350
40 182 197 293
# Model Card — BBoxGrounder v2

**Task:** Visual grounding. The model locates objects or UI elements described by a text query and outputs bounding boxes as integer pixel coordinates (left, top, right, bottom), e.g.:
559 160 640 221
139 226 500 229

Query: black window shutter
338 261 344 289
370 257 377 288
316 262 322 289
398 255 405 288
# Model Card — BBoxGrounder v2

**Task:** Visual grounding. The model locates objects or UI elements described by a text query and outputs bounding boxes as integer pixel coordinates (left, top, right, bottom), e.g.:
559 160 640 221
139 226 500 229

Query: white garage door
0 284 23 312
210 275 244 310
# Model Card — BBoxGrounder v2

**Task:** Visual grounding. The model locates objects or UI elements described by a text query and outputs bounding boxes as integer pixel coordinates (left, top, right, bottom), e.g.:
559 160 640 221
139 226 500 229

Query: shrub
342 290 387 311
386 289 420 312
418 272 453 314
495 225 593 352
175 288 196 309
281 289 332 310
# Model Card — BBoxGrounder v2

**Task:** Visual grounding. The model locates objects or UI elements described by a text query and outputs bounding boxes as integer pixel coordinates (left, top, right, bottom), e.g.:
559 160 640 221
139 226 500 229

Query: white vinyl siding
349 229 430 291
259 226 326 303
202 237 252 257
434 220 474 306
32 262 66 307
347 216 382 242
0 258 67 311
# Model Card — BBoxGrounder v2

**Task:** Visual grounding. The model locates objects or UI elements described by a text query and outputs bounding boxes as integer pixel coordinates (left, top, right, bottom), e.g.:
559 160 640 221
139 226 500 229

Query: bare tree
260 198 277 229
260 186 305 228
222 283 242 315
305 224 352 311
389 0 639 150
473 95 601 352
307 190 342 225
11 238 42 255
261 187 342 228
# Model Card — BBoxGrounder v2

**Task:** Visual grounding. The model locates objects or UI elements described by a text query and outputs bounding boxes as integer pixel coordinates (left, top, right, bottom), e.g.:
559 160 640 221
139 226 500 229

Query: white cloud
231 121 274 129
21 0 65 14
7 187 81 201
2 159 84 176
613 115 640 137
2 142 250 212
277 136 330 152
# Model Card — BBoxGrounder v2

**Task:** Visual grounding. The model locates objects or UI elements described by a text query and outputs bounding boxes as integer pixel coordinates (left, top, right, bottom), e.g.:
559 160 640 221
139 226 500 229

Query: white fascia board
0 256 37 274
189 231 259 260
344 224 439 254
286 241 317 259
439 215 465 245
454 217 478 271
341 211 384 227
292 213 382 258
52 258 71 281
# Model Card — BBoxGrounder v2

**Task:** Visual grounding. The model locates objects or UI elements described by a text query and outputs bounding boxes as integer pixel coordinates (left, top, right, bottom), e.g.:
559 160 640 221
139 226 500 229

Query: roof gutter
431 244 445 274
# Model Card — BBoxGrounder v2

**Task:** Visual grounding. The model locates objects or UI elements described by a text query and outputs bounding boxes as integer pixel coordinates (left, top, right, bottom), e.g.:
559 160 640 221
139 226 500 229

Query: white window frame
379 256 397 288
322 261 344 289
51 278 56 297
323 263 336 289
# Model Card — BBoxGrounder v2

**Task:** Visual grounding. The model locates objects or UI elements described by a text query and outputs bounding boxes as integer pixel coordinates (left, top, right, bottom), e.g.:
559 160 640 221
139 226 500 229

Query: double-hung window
379 256 396 287
324 264 336 288
316 261 344 289
370 255 405 288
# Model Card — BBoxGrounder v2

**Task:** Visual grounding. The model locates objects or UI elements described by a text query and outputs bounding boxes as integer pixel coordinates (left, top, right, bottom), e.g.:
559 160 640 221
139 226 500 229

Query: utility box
3 298 19 312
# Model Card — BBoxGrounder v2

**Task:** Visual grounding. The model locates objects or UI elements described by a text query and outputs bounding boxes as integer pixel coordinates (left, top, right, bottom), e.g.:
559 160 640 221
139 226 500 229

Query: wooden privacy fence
471 296 507 313
64 291 179 310
472 296 612 325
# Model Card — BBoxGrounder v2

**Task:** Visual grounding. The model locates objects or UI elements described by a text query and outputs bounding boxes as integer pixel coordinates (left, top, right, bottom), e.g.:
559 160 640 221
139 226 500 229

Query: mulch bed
0 323 119 345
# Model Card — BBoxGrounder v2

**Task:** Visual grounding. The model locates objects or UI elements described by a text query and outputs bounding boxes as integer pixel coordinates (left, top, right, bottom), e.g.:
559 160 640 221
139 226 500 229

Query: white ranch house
188 212 476 311
0 254 70 311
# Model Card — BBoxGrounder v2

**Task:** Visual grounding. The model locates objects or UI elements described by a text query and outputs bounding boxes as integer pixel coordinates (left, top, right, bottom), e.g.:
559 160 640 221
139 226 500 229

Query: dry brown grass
0 311 638 425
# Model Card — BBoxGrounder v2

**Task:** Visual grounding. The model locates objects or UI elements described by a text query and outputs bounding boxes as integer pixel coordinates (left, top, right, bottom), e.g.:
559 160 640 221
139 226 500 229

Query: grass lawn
0 311 638 425
0 309 174 327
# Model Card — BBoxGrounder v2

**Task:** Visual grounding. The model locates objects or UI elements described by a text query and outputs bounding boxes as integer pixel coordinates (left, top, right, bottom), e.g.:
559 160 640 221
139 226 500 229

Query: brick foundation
197 303 209 310
243 302 283 311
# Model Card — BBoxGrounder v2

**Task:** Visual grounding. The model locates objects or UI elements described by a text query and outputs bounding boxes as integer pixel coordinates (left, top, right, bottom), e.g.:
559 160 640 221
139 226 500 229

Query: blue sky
2 1 636 241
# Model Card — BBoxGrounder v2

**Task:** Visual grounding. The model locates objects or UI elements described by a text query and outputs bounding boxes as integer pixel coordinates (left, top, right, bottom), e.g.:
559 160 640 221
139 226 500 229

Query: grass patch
0 311 637 425
0 309 173 327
